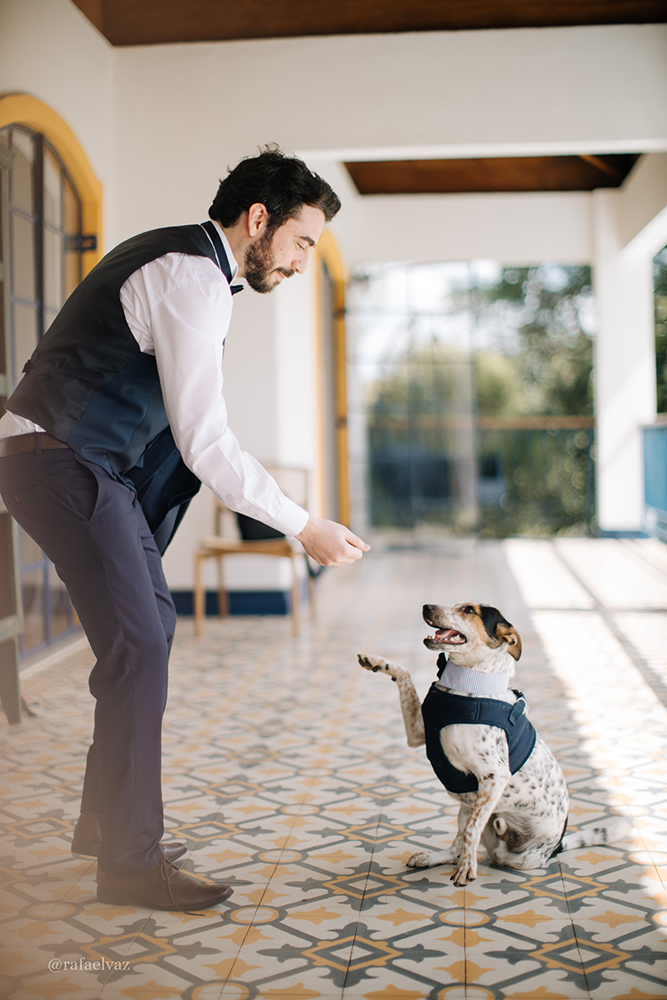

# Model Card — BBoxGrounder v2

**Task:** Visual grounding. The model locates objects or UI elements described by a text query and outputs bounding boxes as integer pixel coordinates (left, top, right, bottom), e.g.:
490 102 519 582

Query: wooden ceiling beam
71 0 667 46
578 154 622 180
344 155 641 195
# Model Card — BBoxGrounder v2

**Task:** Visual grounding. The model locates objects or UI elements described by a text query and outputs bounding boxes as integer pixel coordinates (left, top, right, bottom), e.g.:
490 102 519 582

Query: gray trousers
0 447 176 874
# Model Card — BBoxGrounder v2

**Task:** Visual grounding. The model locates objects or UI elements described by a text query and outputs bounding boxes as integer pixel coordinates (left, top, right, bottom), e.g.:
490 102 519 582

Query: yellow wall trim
315 229 350 525
0 94 103 274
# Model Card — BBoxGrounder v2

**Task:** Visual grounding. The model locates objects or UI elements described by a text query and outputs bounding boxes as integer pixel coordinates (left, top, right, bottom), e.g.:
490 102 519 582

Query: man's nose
293 247 311 274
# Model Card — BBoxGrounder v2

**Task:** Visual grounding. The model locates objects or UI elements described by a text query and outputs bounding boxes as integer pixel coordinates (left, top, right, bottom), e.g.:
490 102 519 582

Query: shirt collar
210 219 239 281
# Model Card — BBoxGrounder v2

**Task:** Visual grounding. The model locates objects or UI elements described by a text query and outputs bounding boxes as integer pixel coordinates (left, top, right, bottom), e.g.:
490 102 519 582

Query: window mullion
33 133 44 340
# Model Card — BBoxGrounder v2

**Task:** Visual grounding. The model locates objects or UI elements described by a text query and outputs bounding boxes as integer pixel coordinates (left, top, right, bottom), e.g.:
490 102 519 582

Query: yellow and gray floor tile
1 537 666 998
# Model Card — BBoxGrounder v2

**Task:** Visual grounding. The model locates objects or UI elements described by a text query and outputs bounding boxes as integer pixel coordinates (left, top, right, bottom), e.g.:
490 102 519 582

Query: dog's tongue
437 629 465 643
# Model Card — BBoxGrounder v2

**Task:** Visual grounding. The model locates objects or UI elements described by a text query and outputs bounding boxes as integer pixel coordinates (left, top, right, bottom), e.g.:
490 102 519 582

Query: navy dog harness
421 676 537 795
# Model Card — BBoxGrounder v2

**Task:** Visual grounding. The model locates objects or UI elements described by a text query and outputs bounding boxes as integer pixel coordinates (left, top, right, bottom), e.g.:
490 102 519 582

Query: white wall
0 0 115 235
593 154 667 533
110 24 667 247
620 153 667 256
274 270 319 478
350 191 593 267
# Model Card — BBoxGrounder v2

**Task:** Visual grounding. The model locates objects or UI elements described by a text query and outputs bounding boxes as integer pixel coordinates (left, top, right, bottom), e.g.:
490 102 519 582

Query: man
0 146 369 912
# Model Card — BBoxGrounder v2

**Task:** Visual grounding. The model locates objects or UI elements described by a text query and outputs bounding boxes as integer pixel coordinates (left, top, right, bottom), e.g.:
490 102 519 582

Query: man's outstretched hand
296 517 370 566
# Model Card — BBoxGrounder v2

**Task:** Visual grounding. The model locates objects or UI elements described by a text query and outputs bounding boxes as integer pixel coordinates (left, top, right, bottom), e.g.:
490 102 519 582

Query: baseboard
171 589 290 616
596 529 650 539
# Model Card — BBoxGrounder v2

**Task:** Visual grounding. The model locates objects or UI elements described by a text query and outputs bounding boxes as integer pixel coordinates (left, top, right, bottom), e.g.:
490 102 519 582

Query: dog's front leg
358 654 425 747
408 803 472 869
453 771 510 885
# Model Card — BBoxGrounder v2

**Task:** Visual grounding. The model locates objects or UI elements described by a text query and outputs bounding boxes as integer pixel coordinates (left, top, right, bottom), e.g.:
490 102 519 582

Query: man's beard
243 227 294 294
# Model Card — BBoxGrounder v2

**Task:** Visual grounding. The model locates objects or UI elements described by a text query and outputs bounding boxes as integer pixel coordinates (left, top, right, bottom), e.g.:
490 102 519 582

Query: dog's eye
462 605 476 615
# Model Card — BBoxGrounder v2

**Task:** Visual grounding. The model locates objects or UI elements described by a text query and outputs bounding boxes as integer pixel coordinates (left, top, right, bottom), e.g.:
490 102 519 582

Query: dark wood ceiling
345 154 642 195
72 0 666 46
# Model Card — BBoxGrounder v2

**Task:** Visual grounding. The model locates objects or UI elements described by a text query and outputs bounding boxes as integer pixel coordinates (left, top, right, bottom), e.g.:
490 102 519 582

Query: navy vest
421 682 537 794
6 222 236 552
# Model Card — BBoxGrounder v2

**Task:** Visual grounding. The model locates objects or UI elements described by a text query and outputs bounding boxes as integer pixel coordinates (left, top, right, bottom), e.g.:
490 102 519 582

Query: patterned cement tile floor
1 536 666 1000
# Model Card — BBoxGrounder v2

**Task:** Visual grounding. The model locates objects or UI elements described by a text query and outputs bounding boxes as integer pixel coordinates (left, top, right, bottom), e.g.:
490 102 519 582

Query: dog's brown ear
497 623 522 660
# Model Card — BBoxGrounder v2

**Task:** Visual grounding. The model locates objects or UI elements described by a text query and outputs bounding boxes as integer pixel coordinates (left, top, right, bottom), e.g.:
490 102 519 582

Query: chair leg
216 555 230 618
307 572 317 621
194 553 205 636
290 557 300 637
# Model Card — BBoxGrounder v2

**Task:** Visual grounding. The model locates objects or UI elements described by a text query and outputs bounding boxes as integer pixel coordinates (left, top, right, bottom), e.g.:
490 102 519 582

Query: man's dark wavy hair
209 144 341 230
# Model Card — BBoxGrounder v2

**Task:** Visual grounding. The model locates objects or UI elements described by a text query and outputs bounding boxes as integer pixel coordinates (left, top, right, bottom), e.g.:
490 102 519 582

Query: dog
358 602 631 886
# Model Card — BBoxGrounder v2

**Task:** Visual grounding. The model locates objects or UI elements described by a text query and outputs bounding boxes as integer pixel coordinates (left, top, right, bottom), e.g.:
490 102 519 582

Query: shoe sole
96 884 233 909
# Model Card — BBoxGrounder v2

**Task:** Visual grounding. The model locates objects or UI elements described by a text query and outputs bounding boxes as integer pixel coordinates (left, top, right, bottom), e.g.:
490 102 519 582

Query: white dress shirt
0 221 309 537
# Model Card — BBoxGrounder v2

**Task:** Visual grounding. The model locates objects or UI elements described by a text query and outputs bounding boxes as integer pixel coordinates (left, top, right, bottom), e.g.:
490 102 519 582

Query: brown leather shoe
97 858 233 911
71 810 187 863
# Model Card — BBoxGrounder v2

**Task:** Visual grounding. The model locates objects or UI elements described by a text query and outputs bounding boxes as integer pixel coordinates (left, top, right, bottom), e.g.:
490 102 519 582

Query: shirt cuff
266 497 309 537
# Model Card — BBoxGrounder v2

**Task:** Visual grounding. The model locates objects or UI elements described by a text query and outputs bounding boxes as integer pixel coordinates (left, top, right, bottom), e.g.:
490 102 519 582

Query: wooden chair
193 468 316 637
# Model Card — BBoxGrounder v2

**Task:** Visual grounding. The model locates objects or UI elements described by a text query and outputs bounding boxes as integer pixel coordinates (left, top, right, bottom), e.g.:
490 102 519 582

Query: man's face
243 204 325 294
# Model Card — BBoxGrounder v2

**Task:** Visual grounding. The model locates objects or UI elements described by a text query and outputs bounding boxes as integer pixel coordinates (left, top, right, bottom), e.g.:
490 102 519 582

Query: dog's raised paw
407 851 433 868
358 654 391 674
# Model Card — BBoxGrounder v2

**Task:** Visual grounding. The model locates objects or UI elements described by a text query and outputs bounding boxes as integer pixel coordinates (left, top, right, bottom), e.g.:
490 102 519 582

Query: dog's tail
560 815 632 852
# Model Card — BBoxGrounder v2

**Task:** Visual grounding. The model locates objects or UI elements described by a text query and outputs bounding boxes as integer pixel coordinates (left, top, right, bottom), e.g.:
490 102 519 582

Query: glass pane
64 251 80 299
49 562 71 638
20 525 43 567
11 213 36 301
44 228 63 311
43 148 62 227
9 130 34 214
44 307 59 335
0 161 5 263
13 303 38 384
0 281 5 375
64 177 79 235
20 567 45 652
64 177 82 298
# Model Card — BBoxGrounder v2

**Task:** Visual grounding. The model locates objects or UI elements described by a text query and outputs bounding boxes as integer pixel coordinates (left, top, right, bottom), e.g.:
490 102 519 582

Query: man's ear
246 203 269 237
497 623 522 661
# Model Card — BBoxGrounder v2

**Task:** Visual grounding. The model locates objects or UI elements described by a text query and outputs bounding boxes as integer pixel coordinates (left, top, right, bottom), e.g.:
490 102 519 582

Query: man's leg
78 513 179 861
1 449 169 871
0 446 232 909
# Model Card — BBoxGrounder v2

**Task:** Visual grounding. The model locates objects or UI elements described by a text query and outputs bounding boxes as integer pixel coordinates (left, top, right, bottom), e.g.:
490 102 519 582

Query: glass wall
654 245 667 413
347 261 596 539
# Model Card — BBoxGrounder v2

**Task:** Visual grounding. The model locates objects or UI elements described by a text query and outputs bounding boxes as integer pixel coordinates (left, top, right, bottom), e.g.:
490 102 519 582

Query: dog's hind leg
358 654 425 746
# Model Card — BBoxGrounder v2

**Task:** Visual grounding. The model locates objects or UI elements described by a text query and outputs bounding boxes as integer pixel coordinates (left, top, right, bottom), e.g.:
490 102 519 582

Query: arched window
0 124 90 655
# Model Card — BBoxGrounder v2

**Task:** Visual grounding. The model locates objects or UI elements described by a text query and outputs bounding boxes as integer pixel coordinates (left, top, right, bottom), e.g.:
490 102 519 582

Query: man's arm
129 256 369 558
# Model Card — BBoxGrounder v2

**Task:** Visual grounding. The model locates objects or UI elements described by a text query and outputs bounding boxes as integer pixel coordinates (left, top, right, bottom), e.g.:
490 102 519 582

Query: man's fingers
343 540 364 560
345 530 370 552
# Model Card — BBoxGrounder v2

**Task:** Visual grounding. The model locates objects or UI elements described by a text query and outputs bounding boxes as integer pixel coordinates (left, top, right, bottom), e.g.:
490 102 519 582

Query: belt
0 433 70 458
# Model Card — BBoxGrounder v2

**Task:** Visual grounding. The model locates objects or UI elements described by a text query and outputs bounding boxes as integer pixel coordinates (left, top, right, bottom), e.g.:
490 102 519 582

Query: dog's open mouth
430 628 466 645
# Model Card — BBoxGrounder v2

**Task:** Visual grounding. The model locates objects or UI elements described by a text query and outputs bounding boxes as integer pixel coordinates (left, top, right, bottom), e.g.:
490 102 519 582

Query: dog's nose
423 605 437 621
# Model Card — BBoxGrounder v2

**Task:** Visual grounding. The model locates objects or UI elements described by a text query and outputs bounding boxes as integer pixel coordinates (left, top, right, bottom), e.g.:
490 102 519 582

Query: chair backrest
213 467 310 537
